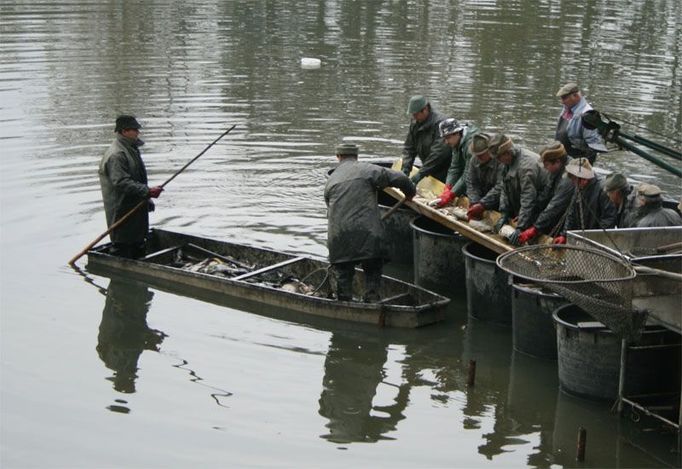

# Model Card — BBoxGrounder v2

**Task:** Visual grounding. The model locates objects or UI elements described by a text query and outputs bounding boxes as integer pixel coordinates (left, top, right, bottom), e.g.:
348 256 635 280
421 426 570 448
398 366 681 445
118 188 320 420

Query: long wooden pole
68 124 237 266
381 197 407 221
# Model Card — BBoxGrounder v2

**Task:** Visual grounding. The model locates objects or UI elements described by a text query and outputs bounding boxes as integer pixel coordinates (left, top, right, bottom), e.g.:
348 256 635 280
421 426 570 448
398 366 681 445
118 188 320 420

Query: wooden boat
86 228 450 328
384 159 553 254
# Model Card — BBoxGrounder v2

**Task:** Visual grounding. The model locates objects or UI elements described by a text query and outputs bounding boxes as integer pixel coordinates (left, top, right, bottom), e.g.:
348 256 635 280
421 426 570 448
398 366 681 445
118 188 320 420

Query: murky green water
1 1 680 467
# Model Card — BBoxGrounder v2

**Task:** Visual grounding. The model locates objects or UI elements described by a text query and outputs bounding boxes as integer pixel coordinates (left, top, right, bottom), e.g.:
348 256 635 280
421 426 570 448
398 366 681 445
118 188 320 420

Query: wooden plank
141 245 183 261
186 243 252 269
379 292 411 305
232 256 306 281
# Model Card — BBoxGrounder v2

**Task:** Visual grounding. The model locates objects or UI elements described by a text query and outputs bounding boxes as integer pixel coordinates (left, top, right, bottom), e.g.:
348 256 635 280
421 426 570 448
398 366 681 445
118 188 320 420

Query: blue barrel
378 191 416 264
553 303 680 400
512 282 566 359
462 242 512 325
410 216 466 293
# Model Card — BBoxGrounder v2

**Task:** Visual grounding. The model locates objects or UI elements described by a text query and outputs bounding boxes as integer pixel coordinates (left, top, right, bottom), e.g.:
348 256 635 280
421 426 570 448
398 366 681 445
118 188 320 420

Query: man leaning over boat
325 143 416 303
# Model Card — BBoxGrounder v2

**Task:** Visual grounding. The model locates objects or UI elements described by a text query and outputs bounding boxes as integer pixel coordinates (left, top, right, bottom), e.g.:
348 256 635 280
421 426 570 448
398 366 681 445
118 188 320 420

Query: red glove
553 235 567 245
148 186 163 198
466 203 485 220
435 184 455 208
518 226 538 244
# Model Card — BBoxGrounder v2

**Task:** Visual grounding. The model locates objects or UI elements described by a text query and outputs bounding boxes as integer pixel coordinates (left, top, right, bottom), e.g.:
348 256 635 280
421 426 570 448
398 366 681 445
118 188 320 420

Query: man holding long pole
99 115 163 258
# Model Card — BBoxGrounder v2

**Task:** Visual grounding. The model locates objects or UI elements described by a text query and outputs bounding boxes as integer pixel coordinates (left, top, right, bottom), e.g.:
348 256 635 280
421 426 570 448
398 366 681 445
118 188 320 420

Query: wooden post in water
576 427 587 462
467 359 476 387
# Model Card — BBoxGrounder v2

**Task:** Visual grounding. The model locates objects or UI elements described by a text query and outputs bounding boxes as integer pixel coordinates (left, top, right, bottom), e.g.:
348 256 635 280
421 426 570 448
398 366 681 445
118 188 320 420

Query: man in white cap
325 142 416 302
631 183 682 227
400 95 451 185
553 157 616 244
555 82 607 164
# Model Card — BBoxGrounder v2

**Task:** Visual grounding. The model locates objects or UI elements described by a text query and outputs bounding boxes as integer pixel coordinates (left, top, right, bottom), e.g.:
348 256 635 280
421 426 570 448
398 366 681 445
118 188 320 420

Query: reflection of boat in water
87 229 449 328
96 278 166 396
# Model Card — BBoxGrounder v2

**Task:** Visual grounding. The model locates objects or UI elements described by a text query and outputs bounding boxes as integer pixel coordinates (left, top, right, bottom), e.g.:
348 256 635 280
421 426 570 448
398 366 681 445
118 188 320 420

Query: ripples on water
1 1 680 467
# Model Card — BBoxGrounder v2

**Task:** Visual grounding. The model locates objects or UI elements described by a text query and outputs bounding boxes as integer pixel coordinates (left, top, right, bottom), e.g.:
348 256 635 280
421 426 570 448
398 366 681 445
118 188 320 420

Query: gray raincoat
325 160 416 264
634 202 682 228
534 162 575 234
99 135 151 244
497 147 544 230
401 109 451 183
466 155 501 209
445 124 480 195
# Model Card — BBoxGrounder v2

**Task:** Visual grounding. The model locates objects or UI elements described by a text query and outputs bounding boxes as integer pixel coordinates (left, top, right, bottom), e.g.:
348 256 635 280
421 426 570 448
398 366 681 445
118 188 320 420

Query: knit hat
488 134 513 158
335 142 359 156
539 141 567 162
565 157 595 179
469 133 491 157
604 173 628 192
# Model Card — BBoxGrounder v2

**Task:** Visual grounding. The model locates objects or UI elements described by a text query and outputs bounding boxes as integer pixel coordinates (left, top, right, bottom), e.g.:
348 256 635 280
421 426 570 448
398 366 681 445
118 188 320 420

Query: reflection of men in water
318 333 408 444
97 279 166 393
99 115 163 258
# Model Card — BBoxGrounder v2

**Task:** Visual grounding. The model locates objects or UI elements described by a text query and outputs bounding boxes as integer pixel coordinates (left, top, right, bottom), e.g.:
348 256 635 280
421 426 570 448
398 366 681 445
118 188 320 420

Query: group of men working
100 83 680 302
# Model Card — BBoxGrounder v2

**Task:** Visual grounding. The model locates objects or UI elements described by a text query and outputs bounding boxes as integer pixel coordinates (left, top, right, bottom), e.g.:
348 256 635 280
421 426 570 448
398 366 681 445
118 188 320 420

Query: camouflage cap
538 141 567 162
335 142 359 157
488 133 513 158
604 173 628 192
407 95 429 115
565 157 594 179
469 133 491 157
556 82 580 97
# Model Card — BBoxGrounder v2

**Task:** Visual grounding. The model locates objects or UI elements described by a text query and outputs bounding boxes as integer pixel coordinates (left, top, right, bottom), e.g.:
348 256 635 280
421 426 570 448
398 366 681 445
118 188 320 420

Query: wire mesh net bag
497 245 644 340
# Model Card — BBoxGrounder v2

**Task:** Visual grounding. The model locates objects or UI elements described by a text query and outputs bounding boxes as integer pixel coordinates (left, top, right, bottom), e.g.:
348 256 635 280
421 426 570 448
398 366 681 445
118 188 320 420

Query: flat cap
469 133 491 157
556 82 580 97
565 157 594 179
335 142 359 156
538 141 567 162
604 173 628 192
488 133 513 158
637 183 662 198
407 95 429 115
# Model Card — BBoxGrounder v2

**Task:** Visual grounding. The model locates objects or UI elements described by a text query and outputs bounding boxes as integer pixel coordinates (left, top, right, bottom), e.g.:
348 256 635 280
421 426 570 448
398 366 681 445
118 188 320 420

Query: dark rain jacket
401 109 451 183
325 160 416 264
562 177 617 234
634 202 682 228
614 185 639 228
99 135 151 244
466 155 502 209
497 147 544 230
445 124 480 195
533 163 575 234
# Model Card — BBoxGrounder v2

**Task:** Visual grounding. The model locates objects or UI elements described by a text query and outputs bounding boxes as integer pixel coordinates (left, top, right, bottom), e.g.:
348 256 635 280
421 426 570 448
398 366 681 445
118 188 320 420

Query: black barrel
553 303 681 401
462 242 512 325
512 282 566 359
410 216 466 293
377 191 416 264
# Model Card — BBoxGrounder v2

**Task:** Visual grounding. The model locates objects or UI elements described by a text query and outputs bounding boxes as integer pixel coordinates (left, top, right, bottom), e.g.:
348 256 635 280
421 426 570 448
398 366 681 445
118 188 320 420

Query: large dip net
496 245 644 340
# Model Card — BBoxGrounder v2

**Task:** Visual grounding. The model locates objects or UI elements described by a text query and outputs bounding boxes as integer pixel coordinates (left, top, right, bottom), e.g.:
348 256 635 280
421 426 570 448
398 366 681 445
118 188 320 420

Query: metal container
377 190 416 264
553 303 680 400
462 242 512 325
410 216 466 294
512 282 566 359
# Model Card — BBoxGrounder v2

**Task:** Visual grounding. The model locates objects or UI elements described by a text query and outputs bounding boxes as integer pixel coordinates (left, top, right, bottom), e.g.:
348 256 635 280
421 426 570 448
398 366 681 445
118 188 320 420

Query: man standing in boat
325 143 416 302
429 118 481 208
555 82 607 164
553 158 617 244
99 115 163 258
400 95 451 184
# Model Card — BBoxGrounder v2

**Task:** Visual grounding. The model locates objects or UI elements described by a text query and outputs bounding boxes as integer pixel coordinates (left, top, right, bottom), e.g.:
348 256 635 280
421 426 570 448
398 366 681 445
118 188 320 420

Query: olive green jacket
444 124 480 195
401 109 451 183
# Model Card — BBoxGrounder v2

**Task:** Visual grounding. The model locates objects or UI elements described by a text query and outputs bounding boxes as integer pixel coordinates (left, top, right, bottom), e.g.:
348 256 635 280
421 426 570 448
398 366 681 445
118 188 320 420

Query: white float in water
300 57 321 69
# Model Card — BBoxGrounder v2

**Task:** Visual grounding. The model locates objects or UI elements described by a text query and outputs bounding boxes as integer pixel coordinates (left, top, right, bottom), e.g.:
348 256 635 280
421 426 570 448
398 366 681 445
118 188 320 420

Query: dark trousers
110 241 146 259
332 258 383 303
